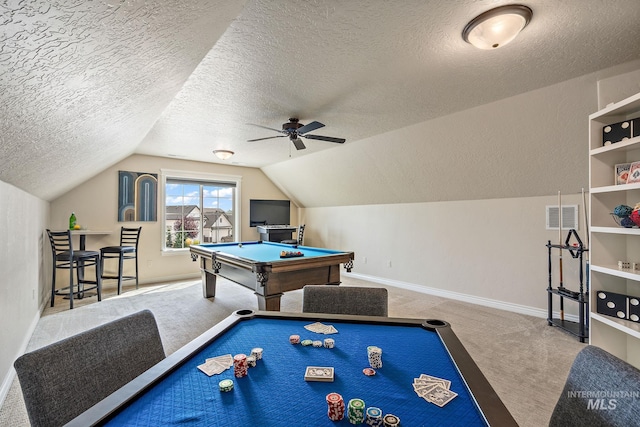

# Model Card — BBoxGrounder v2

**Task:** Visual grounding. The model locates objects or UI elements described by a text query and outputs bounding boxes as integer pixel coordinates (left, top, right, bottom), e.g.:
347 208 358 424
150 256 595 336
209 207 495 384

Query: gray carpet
0 276 585 426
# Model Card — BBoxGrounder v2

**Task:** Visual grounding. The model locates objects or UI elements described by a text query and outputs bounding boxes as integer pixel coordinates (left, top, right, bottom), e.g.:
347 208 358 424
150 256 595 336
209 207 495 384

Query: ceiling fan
247 118 346 150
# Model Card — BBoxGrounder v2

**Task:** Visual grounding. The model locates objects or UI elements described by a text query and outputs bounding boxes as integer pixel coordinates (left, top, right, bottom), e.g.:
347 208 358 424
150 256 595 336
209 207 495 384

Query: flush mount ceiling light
213 150 234 160
462 4 532 50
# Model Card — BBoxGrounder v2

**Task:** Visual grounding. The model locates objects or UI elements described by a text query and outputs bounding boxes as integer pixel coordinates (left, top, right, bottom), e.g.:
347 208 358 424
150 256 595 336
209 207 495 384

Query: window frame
160 169 242 254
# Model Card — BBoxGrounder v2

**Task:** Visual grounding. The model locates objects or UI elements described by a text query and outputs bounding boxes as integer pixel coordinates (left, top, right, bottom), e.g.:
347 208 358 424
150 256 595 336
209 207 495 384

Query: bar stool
46 229 102 309
100 227 142 294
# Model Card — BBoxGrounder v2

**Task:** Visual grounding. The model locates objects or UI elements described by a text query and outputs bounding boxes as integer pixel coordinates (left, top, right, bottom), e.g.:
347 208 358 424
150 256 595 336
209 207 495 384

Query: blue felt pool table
68 310 517 426
190 241 355 311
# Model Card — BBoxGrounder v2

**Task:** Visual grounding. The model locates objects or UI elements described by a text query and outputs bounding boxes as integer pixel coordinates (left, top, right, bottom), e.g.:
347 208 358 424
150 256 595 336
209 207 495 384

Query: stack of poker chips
382 414 400 427
326 392 345 421
246 355 257 367
367 346 383 369
365 406 383 426
233 354 248 377
289 334 301 344
323 338 335 348
250 347 263 360
348 398 366 424
218 379 234 392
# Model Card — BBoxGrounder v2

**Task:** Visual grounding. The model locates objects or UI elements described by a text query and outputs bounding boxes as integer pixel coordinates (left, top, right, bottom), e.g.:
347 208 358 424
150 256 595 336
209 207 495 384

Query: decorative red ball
630 210 640 226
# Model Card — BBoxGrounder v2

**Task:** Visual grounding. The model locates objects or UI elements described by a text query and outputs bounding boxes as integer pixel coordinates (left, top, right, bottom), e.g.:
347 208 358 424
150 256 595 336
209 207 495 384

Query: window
161 170 241 251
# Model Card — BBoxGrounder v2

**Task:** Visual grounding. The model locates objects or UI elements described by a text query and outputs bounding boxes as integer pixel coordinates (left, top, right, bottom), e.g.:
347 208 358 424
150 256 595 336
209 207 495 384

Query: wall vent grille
546 205 578 230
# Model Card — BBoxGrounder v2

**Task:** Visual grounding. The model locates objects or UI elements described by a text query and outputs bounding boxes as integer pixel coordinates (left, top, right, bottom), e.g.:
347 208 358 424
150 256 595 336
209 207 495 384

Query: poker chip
326 392 345 421
348 398 365 424
250 347 263 360
363 367 376 376
301 339 313 346
365 406 383 426
312 340 323 347
367 346 383 369
382 413 400 427
218 379 234 392
233 354 248 378
323 338 335 348
289 334 301 344
246 355 257 367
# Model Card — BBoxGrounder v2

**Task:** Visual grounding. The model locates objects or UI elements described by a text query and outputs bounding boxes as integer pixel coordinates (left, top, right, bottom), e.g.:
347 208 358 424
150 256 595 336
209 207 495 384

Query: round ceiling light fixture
462 4 532 50
213 150 234 160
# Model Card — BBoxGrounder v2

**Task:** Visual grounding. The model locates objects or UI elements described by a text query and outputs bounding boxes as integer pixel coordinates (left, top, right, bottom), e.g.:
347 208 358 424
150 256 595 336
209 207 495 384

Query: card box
627 162 640 184
615 163 632 185
304 366 334 382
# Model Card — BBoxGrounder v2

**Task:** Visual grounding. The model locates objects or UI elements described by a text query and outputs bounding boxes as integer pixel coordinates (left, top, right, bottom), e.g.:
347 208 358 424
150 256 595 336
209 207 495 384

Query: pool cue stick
558 191 565 321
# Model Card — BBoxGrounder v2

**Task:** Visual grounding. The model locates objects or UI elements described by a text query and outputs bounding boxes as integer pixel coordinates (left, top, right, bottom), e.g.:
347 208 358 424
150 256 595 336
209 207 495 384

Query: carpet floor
0 276 585 426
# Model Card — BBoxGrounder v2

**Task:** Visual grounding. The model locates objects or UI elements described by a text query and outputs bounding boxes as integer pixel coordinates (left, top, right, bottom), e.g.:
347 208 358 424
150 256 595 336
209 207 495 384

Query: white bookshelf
589 91 640 369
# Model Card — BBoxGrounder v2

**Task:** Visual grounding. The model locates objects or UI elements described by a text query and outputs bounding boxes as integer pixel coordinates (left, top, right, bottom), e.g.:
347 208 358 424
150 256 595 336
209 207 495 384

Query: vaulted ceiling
2 1 640 202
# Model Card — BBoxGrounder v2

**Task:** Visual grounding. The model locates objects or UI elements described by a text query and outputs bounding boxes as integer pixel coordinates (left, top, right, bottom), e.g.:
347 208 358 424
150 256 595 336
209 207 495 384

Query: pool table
67 310 517 426
190 241 355 311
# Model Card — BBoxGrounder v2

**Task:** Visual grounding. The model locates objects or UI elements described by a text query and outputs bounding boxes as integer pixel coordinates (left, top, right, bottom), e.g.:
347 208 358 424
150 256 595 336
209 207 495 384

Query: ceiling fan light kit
213 150 234 160
247 118 346 151
462 4 532 50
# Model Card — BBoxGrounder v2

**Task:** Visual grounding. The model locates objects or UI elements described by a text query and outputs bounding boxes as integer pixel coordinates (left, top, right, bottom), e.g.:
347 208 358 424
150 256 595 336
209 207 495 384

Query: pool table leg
201 267 217 298
256 293 284 311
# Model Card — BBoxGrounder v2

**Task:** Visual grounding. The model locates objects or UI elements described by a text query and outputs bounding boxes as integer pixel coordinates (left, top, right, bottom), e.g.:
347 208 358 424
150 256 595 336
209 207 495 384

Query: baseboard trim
0 305 43 409
138 273 200 286
344 272 579 323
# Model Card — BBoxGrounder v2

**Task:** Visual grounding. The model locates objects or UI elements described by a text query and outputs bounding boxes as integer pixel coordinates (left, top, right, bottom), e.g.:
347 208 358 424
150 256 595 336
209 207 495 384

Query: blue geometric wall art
118 170 158 222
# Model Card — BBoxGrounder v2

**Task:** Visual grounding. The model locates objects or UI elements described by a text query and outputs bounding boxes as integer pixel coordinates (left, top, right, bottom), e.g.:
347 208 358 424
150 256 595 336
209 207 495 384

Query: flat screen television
249 199 290 227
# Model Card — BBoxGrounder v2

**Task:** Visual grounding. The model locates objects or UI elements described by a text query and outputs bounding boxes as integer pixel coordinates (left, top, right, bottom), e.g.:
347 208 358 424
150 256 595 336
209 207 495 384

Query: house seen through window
165 178 236 249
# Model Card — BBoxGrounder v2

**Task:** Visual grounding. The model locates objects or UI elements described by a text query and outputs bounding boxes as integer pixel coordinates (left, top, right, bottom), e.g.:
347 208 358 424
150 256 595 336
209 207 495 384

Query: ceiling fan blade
247 123 285 133
247 135 287 142
297 121 324 135
291 138 306 150
303 134 346 144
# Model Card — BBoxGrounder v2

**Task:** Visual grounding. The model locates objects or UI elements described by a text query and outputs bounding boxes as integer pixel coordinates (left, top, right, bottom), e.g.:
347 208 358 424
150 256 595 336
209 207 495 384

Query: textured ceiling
2 0 640 201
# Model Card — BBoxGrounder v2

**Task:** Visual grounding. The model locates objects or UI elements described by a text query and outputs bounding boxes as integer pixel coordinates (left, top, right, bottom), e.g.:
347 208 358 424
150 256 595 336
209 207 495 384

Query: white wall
270 63 638 321
0 180 49 405
49 154 297 285
302 194 586 317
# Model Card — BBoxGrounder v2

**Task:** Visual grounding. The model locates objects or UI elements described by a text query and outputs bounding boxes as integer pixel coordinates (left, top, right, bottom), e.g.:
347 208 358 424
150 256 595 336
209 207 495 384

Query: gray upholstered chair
100 226 142 294
302 285 388 316
14 310 165 427
281 224 305 245
549 345 640 427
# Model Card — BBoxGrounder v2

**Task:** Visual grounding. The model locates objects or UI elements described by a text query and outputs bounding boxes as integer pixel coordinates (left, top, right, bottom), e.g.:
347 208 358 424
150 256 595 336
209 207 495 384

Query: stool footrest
54 284 99 295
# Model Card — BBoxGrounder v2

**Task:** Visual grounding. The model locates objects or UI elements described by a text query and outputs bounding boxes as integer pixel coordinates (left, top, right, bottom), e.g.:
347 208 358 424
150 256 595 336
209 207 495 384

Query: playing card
424 385 458 407
197 361 221 376
304 322 324 332
304 322 339 334
207 354 233 367
197 354 233 376
413 383 439 397
418 374 451 390
324 325 339 334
